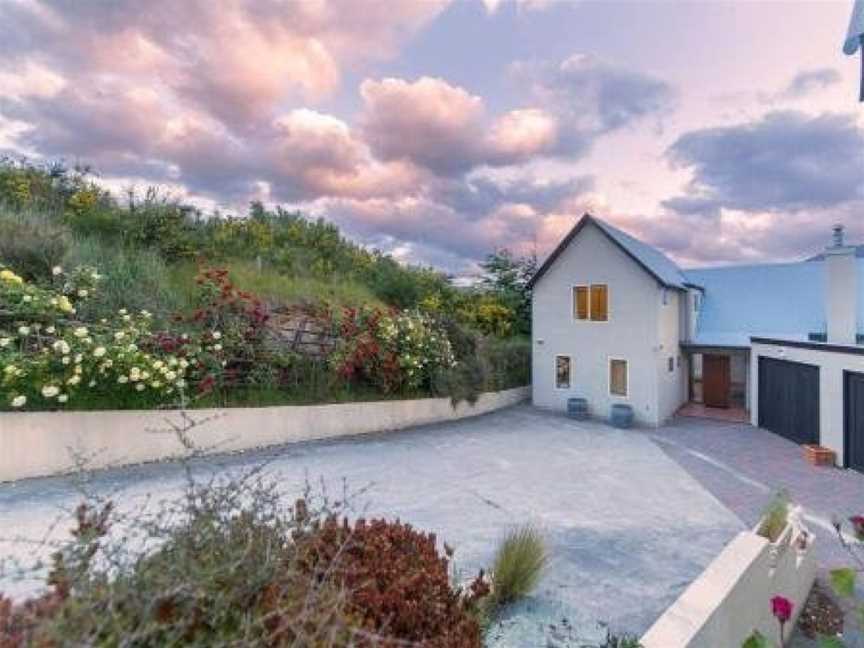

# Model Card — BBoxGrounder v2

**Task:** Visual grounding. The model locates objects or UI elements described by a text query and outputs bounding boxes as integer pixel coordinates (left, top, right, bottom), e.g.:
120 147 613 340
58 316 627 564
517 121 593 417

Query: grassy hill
0 159 532 410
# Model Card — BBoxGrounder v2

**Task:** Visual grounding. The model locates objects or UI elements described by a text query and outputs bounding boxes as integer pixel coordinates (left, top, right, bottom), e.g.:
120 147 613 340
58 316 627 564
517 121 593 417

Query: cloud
664 111 864 215
512 53 674 154
780 68 842 99
359 77 488 175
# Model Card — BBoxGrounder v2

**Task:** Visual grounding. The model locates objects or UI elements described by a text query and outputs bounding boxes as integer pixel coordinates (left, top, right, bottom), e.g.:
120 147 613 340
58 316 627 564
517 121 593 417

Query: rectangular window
573 286 589 320
555 355 571 389
610 359 628 396
668 357 674 373
590 284 608 321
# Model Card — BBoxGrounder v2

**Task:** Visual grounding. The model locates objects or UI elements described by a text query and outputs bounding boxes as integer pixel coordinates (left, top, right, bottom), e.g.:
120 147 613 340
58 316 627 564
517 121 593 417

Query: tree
479 249 536 336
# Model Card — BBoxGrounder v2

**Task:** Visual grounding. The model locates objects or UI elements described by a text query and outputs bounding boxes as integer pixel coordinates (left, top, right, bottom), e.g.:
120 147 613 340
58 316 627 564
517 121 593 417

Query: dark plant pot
566 397 589 420
609 404 634 429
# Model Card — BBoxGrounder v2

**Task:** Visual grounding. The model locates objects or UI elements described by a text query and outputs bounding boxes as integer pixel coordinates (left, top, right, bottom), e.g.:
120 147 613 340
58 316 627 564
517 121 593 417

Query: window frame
571 283 610 323
555 354 572 390
608 357 629 398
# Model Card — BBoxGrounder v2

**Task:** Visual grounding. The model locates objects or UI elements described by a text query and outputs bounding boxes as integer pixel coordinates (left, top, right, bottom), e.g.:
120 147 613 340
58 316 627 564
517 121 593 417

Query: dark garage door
845 372 864 473
758 357 819 445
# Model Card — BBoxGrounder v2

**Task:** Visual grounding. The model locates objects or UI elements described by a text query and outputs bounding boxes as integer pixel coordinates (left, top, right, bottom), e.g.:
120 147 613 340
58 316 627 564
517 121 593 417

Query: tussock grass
489 525 547 607
757 489 790 541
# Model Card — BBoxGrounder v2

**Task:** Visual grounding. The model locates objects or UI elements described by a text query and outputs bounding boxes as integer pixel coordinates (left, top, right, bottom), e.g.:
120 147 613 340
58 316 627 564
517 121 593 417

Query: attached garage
757 357 820 445
845 371 864 472
752 339 864 472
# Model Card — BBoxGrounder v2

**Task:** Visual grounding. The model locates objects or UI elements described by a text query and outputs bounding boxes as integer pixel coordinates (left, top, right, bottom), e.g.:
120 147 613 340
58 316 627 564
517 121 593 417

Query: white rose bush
0 265 224 411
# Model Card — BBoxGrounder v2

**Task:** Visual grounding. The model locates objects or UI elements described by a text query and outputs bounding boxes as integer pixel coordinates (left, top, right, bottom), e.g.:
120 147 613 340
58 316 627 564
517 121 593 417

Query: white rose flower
93 347 106 358
114 331 125 341
152 360 164 369
118 308 127 315
212 343 222 352
212 331 222 340
74 353 83 363
3 365 16 374
0 338 10 348
57 394 68 403
88 380 96 387
67 375 81 386
179 359 189 369
52 266 63 276
117 375 129 384
150 381 162 389
73 327 88 338
164 370 177 381
175 379 186 388
61 356 71 365
11 395 26 408
41 385 60 398
135 383 145 392
45 326 55 334
22 295 32 303
77 289 88 298
122 314 131 322
17 326 30 336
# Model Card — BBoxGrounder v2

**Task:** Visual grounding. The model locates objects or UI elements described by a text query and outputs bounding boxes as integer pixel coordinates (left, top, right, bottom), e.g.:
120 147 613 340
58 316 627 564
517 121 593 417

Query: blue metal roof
682 260 864 347
592 218 689 289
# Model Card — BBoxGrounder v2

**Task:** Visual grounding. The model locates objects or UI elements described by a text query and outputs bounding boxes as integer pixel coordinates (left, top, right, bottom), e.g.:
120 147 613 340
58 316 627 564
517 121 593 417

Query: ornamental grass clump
757 490 790 542
488 525 548 610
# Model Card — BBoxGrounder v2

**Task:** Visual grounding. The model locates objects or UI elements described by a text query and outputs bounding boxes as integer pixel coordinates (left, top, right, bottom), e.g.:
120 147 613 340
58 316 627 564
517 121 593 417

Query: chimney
825 224 858 345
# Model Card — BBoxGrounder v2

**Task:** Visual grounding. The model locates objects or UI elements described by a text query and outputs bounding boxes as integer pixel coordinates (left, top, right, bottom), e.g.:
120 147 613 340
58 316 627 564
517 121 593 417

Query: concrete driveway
0 405 744 645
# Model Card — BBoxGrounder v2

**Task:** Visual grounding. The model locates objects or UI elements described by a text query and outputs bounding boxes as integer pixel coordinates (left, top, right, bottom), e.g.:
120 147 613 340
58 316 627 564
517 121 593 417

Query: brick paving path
649 417 864 647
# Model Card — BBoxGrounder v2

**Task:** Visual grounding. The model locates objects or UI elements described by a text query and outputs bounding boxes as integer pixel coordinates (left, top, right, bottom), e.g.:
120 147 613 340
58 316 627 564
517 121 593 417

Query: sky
0 0 862 275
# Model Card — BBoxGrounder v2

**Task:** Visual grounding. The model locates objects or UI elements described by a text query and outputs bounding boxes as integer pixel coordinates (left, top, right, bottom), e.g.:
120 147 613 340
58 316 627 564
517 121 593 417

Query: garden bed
0 385 529 482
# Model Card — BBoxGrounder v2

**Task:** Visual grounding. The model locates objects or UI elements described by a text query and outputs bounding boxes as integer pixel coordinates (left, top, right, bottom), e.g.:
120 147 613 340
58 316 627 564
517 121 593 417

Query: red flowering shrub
301 516 488 647
172 267 271 392
327 306 455 394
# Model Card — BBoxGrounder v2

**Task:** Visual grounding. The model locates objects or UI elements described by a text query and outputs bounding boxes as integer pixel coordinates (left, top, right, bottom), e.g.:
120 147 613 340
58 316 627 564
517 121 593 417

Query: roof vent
832 223 845 248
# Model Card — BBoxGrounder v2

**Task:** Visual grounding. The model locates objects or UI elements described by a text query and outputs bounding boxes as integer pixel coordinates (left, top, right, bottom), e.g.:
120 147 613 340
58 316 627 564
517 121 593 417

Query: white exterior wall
531 223 669 426
657 289 688 423
750 341 864 466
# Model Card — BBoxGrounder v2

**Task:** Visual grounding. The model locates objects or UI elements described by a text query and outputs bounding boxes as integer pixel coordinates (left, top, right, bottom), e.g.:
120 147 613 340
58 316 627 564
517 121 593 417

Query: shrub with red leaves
301 516 488 647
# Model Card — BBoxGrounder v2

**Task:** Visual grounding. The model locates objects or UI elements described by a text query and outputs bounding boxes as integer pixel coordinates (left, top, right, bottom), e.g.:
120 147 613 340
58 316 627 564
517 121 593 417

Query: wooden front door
703 354 730 408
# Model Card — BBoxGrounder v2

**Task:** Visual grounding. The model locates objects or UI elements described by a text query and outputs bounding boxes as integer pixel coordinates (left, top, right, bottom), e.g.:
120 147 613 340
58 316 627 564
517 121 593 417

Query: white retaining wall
0 386 530 482
642 521 816 648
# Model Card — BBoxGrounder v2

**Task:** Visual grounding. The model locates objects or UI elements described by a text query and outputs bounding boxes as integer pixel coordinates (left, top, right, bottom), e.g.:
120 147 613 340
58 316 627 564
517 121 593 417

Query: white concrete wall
657 288 687 424
642 522 816 648
751 341 864 466
531 222 665 425
0 387 530 482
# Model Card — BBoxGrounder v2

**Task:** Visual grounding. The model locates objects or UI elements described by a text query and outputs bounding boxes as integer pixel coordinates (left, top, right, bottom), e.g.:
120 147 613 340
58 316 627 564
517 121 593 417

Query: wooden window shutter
590 284 608 321
573 286 589 320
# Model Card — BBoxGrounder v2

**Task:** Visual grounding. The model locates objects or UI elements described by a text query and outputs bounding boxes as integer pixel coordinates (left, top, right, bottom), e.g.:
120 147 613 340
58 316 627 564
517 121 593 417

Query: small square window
609 359 628 397
555 355 571 389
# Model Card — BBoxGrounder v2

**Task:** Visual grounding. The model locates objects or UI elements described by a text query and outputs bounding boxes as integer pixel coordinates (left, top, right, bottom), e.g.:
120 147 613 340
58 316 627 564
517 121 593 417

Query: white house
529 214 864 472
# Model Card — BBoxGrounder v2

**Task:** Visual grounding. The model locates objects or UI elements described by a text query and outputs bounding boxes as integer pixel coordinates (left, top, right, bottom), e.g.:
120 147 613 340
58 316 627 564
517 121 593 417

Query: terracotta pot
803 444 836 467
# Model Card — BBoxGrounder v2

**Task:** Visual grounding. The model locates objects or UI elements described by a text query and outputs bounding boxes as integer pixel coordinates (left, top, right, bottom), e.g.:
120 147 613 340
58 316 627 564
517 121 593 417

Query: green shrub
481 336 531 391
488 525 547 609
433 357 486 405
757 490 790 541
